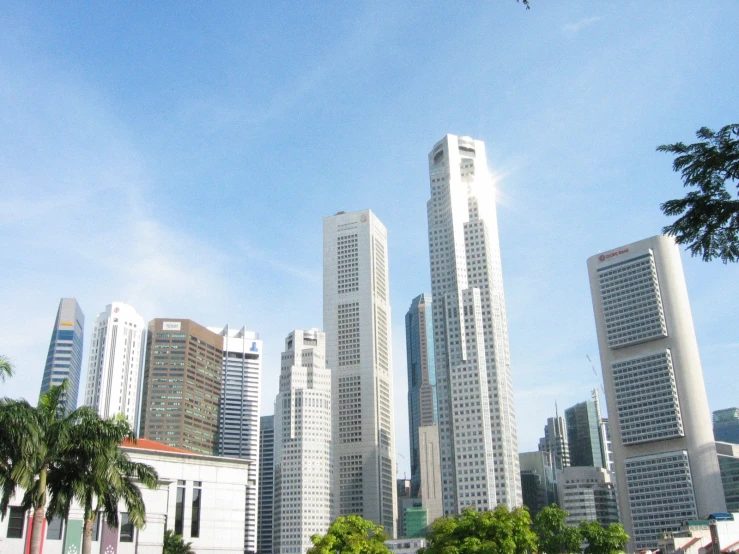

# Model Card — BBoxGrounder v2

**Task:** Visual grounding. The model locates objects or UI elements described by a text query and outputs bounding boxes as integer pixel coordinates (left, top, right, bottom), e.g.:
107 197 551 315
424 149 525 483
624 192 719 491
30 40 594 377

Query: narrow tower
40 298 84 413
324 209 397 535
84 302 145 429
273 329 332 554
427 135 522 513
587 235 725 551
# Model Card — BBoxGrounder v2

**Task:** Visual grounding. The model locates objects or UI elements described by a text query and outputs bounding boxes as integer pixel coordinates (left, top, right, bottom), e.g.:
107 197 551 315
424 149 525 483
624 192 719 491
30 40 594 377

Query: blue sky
1 1 738 476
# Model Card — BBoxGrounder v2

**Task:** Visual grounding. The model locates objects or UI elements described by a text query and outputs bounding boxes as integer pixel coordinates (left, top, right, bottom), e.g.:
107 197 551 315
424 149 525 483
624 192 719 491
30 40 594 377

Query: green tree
578 521 629 554
46 414 158 554
421 506 537 554
0 355 13 381
163 529 195 554
533 505 582 554
307 515 390 554
658 124 739 263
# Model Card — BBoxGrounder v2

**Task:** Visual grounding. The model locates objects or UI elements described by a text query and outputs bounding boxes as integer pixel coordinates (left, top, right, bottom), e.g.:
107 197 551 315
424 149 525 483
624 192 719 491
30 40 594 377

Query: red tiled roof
722 540 739 553
122 438 194 454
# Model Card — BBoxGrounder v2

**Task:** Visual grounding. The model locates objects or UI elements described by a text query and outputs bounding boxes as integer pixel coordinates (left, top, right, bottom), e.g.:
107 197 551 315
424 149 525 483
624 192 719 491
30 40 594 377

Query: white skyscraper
587 235 726 551
273 329 332 554
426 135 522 513
84 302 146 429
209 325 262 554
324 209 397 535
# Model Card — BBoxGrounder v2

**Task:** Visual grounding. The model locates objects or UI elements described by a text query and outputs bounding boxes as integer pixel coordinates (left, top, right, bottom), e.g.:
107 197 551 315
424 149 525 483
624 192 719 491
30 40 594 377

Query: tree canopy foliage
658 124 739 263
0 355 13 382
533 505 582 554
307 515 390 554
420 506 537 554
578 521 629 554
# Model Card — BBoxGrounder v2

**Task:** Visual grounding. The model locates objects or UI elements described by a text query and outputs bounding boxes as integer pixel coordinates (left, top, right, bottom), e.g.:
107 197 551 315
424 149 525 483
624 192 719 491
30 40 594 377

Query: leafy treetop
307 515 390 554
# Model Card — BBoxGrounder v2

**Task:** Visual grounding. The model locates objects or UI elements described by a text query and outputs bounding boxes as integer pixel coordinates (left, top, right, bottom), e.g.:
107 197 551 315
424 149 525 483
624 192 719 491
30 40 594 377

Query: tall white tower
324 209 397 536
587 235 726 551
273 329 332 554
426 135 522 513
209 325 262 554
84 302 146 429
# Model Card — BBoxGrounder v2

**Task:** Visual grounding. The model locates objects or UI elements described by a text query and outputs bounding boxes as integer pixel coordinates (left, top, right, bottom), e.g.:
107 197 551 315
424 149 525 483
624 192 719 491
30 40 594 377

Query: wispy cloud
561 16 602 37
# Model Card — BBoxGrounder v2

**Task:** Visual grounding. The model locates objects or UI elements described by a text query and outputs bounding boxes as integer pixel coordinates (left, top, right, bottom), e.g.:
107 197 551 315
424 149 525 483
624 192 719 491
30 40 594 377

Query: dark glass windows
191 481 202 538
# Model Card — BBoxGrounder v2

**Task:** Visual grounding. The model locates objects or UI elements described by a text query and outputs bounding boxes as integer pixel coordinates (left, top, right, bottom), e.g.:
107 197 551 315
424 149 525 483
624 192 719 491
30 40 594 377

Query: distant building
140 319 224 455
405 293 437 498
716 441 739 512
558 466 619 526
418 425 443 528
519 450 558 518
539 414 570 471
564 392 608 468
258 415 275 554
324 209 397 535
209 325 262 554
385 539 427 554
273 329 332 554
714 408 739 444
588 235 726 551
84 302 145 429
40 298 84 413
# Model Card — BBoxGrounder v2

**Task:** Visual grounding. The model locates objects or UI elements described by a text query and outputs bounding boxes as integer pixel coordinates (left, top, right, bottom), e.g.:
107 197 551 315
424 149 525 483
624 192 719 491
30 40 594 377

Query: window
7 507 25 538
120 513 134 543
175 480 186 535
47 517 64 540
191 481 202 538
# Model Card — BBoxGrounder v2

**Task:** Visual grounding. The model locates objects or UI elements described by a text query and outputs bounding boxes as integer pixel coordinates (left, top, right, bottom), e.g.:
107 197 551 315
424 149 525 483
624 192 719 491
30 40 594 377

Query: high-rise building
426 134 522 513
139 319 224 455
210 325 262 554
600 417 614 473
273 329 332 554
588 235 726 551
715 442 739 512
539 415 570 472
565 395 607 469
405 294 437 498
519 451 558 519
84 302 145 428
324 209 397 535
418 425 443 529
714 408 739 444
258 415 275 554
40 298 84 413
558 466 619 527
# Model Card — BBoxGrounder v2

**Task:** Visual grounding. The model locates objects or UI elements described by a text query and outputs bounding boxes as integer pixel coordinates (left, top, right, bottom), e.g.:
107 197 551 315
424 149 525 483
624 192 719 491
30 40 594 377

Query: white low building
0 439 251 554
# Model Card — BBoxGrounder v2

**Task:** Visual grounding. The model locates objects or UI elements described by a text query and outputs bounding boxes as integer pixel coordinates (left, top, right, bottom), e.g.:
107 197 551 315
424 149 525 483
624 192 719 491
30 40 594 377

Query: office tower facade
405 294 437 498
427 134 522 513
418 425 443 528
714 408 739 444
539 415 570 472
559 466 619 526
324 209 397 535
715 442 739 512
273 329 332 554
258 416 275 554
84 302 145 428
588 235 726 550
519 451 558 519
210 325 262 554
40 298 84 413
600 417 614 473
565 395 607 468
139 319 223 454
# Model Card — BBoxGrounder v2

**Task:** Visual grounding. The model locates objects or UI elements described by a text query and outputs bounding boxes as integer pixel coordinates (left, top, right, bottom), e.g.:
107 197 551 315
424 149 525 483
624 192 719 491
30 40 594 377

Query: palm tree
164 529 195 554
0 384 77 554
0 355 13 381
46 414 158 554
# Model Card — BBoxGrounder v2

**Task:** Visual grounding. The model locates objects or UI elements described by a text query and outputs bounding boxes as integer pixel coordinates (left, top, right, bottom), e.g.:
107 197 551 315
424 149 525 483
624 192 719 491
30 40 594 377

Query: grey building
714 408 739 444
587 235 725 551
258 415 274 554
519 450 558 519
559 466 619 526
716 441 739 512
565 394 607 468
418 425 443 528
405 294 437 498
40 298 84 413
539 414 570 472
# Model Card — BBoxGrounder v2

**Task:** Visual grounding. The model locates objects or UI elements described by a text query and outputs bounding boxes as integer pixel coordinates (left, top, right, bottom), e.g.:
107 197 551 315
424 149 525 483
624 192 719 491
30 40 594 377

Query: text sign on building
598 248 629 262
162 321 182 331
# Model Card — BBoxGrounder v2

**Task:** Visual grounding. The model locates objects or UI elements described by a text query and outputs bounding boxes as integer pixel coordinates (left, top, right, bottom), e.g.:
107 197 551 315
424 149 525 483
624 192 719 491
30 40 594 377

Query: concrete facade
588 235 726 551
258 415 275 554
558 466 619 526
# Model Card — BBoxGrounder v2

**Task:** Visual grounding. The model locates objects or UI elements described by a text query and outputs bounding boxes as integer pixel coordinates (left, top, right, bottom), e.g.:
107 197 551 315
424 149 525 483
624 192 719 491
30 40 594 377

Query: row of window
5 507 134 542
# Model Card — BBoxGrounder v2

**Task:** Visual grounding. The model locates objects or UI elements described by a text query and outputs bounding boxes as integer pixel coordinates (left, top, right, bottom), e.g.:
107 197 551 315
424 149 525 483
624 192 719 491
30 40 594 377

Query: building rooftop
122 438 194 454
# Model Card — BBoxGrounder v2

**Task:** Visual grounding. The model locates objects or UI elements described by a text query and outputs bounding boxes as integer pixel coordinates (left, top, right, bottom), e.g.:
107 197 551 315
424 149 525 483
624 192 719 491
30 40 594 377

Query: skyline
1 2 738 479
